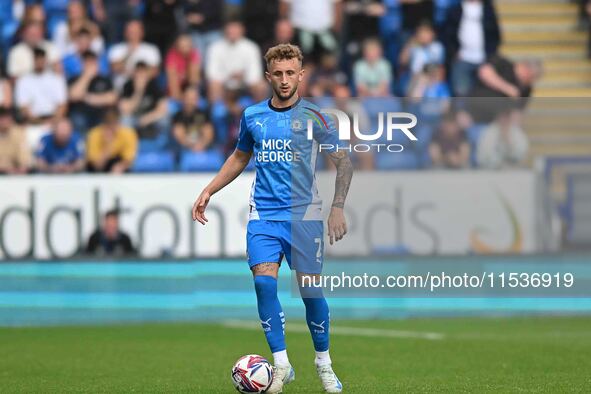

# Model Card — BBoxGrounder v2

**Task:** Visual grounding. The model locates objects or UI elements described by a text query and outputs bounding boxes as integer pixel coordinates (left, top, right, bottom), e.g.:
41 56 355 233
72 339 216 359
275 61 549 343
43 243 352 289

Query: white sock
273 350 290 367
315 350 332 366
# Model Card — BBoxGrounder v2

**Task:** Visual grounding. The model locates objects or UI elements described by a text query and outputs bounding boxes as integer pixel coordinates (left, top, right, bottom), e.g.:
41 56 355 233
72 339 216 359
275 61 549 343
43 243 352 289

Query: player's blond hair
264 44 303 69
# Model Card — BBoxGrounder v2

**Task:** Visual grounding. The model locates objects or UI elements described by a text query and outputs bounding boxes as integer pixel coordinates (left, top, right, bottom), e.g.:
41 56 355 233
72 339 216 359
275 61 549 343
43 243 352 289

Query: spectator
262 18 296 55
206 20 264 102
91 0 136 44
280 0 342 62
172 86 214 153
143 0 180 56
68 50 117 134
380 0 404 68
15 4 47 38
213 88 246 156
309 53 349 97
165 33 201 102
184 0 224 63
108 20 161 90
52 0 104 57
243 0 281 48
446 0 501 96
86 107 138 173
7 22 61 79
401 0 434 37
0 74 12 109
0 107 31 175
342 0 384 62
429 112 470 169
476 111 529 169
15 47 67 139
472 56 542 99
119 62 168 140
36 118 85 174
400 22 445 79
62 28 110 80
468 56 542 123
353 38 392 97
332 84 374 170
408 63 451 99
86 209 136 257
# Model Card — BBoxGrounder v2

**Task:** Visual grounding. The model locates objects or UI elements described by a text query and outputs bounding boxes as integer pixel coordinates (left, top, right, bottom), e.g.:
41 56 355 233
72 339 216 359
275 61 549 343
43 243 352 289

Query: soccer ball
231 354 274 393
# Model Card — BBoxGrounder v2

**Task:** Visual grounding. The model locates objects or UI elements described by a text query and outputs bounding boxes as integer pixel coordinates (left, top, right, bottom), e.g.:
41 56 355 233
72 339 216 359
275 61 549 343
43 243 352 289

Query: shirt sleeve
16 128 31 168
205 43 224 82
121 80 133 98
236 113 254 152
86 128 101 163
15 78 31 108
86 231 99 254
312 111 342 153
54 75 67 105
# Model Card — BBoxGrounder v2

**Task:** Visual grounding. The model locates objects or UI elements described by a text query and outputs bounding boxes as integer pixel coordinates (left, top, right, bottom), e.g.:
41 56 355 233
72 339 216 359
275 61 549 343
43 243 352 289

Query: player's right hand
192 190 211 225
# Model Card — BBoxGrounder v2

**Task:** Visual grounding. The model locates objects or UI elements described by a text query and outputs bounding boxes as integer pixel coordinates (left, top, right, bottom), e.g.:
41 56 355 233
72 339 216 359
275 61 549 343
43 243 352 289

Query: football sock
302 292 330 353
314 350 332 366
272 349 290 367
254 275 287 357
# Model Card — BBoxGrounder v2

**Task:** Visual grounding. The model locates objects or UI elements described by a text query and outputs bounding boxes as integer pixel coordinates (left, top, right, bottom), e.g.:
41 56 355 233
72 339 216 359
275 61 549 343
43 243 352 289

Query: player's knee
254 274 278 298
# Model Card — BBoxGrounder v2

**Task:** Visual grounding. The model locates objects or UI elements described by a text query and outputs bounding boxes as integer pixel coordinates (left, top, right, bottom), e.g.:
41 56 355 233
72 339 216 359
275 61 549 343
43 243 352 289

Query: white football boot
266 364 295 394
316 364 343 393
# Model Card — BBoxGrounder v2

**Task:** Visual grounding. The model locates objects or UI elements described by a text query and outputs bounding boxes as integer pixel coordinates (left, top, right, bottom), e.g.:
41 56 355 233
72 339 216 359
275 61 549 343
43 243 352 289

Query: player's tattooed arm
326 150 353 244
328 150 353 209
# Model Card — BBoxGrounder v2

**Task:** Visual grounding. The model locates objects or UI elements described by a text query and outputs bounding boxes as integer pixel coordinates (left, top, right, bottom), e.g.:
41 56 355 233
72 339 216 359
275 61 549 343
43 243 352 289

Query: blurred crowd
0 0 545 174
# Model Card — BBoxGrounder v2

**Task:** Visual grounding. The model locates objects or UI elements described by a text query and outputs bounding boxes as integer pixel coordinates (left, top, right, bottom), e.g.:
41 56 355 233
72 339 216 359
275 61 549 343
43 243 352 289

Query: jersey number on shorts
314 237 322 264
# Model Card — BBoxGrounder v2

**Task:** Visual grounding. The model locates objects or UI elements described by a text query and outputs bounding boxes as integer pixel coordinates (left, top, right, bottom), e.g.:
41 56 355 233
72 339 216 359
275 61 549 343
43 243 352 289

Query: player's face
265 58 304 102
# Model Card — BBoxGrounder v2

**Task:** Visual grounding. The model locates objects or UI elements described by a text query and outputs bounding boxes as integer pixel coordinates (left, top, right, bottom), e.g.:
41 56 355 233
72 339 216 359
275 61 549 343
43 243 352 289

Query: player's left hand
327 207 347 245
192 189 211 225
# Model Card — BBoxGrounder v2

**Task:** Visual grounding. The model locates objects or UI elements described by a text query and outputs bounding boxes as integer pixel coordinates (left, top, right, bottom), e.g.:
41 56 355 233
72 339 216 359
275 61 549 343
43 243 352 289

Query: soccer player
192 44 352 393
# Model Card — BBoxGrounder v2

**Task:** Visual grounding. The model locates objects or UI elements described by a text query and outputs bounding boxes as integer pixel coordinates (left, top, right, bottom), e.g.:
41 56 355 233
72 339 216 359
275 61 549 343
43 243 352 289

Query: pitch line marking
222 320 445 340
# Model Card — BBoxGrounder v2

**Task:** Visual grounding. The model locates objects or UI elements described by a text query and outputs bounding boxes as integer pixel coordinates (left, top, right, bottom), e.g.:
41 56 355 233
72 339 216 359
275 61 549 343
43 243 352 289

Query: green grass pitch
1 317 590 393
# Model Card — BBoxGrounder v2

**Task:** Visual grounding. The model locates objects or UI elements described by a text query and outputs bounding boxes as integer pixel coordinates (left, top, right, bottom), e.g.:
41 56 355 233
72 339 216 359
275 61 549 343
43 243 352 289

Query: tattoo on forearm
329 151 353 208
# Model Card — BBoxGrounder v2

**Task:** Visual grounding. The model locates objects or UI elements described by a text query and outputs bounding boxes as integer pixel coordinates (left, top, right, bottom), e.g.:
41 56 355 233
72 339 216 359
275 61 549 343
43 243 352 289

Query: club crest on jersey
291 118 304 132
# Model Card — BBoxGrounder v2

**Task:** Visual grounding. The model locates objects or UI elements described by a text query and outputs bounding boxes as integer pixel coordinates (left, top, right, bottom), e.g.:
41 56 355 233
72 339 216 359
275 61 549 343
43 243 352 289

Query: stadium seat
375 151 419 170
179 150 225 172
138 132 170 153
132 152 175 173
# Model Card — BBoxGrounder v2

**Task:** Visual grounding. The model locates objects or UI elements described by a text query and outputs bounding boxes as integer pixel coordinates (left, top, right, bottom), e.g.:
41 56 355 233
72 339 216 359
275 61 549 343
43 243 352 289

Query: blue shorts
246 220 324 274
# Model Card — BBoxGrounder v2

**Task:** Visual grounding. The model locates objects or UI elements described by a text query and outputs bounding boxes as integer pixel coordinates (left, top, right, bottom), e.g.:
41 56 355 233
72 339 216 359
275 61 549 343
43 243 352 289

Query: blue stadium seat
179 150 225 172
132 152 175 173
138 131 170 153
375 151 419 170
